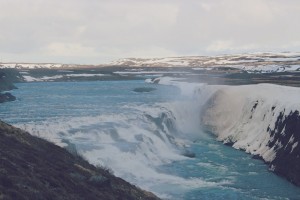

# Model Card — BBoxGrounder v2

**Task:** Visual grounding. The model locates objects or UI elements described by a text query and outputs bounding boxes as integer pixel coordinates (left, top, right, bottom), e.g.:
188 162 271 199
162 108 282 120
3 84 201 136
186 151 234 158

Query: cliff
0 121 159 200
202 84 300 186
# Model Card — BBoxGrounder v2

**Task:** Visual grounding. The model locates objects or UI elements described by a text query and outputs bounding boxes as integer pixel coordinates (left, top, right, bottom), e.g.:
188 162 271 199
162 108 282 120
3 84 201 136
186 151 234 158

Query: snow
22 75 64 82
22 74 108 82
114 71 189 75
291 142 298 153
288 135 295 145
23 75 39 82
111 52 300 73
40 75 64 80
65 73 106 77
0 63 63 69
265 57 300 62
0 63 83 69
192 67 213 71
242 65 300 73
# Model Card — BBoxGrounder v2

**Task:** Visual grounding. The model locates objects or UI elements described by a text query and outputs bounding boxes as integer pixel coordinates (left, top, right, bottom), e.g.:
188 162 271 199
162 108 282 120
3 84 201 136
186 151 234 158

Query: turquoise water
1 80 300 199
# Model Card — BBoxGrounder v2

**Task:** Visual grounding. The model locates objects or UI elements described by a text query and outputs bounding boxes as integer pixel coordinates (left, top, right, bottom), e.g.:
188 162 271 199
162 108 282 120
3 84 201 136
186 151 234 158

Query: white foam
12 80 239 198
14 96 230 195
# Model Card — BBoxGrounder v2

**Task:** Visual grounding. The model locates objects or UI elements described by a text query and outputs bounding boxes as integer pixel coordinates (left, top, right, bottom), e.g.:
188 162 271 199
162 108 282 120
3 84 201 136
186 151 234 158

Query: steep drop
201 84 300 186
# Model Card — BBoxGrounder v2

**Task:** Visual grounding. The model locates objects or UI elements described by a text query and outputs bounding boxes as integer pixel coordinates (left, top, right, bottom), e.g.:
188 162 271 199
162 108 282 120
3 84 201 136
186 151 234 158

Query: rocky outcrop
0 93 16 103
0 121 160 200
202 84 300 186
268 111 300 186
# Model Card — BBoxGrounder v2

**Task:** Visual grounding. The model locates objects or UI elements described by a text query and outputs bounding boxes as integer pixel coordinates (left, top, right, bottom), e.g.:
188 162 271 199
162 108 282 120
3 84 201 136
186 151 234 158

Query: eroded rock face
201 84 300 187
268 111 300 186
0 121 160 200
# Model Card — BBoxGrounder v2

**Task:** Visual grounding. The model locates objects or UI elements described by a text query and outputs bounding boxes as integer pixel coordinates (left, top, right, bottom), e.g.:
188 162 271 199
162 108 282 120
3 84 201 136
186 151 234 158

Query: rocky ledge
0 93 16 103
0 121 160 200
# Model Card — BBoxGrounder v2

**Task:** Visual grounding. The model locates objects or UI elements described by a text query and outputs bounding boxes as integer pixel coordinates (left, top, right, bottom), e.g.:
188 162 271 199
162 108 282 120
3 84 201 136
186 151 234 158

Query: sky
0 0 300 64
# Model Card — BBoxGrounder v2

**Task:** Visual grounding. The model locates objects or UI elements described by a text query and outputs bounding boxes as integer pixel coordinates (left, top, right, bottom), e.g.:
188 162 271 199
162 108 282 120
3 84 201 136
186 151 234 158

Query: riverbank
0 120 159 200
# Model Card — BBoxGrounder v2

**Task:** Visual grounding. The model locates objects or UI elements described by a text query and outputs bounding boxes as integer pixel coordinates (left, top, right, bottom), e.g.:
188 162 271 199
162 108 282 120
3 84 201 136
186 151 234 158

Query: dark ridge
0 121 160 200
0 69 17 103
0 69 20 90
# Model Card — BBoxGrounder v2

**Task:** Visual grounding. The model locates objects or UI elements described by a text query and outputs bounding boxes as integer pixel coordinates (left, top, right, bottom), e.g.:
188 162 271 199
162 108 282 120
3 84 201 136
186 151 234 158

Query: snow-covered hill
112 52 300 73
0 63 94 69
2 52 300 73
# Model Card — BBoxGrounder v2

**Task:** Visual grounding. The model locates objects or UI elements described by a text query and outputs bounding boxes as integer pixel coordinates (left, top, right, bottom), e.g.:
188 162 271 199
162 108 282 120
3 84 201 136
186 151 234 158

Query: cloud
206 40 259 52
0 0 300 64
206 40 234 52
45 42 98 57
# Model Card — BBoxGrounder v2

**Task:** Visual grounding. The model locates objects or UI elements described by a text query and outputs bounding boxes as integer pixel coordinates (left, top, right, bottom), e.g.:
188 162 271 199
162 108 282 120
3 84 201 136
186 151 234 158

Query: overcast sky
0 0 300 64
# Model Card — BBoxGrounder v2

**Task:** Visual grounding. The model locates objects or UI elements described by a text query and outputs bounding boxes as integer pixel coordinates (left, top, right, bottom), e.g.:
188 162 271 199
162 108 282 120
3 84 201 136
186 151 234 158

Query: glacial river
1 80 300 199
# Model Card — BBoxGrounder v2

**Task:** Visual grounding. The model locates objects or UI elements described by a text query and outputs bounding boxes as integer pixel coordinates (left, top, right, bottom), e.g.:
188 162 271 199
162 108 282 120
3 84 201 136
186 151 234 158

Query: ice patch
65 73 107 77
21 74 108 82
22 75 39 82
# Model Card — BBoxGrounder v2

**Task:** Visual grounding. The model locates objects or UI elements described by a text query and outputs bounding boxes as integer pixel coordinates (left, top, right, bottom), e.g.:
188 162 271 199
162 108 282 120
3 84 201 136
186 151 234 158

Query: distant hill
111 52 300 73
0 69 18 91
0 121 159 200
2 53 300 87
1 52 300 74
